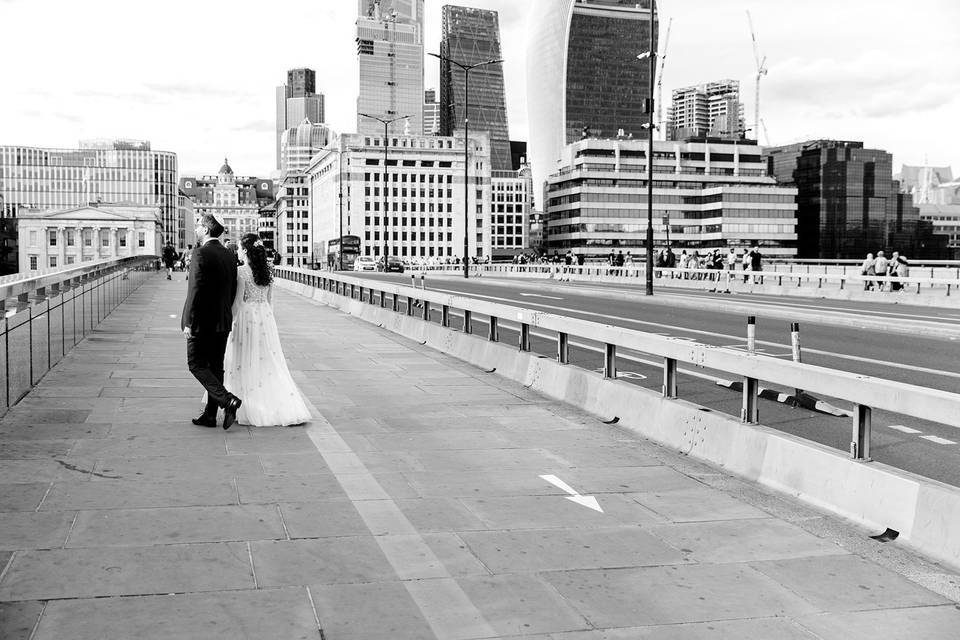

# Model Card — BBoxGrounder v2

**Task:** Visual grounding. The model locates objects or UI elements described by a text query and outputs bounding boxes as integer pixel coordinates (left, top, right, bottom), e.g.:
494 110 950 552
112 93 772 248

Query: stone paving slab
1 275 959 639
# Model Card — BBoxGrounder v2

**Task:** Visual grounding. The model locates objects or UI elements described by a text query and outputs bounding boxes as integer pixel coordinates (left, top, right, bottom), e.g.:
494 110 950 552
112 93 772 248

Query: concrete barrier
277 276 960 572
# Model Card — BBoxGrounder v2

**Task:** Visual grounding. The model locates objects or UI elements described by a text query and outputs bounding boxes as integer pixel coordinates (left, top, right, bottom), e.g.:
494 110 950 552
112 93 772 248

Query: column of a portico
57 226 66 267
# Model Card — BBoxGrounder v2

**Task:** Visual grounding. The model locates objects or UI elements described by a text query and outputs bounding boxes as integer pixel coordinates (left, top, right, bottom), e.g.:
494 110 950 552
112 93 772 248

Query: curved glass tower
526 0 657 207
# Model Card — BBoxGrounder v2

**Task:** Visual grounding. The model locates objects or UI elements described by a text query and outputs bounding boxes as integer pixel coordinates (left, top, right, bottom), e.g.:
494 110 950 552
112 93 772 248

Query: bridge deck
1 274 958 639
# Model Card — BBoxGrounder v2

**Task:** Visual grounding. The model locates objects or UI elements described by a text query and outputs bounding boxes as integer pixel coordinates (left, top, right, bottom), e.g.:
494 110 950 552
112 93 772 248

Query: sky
1 0 958 179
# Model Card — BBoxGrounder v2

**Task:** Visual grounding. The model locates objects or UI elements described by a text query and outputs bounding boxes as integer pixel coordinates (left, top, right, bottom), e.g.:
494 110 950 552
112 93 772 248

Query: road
347 271 960 487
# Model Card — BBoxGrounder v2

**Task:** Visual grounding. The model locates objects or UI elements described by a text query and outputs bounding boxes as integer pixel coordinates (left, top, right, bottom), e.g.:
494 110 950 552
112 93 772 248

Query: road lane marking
888 425 923 434
539 474 604 513
920 435 956 445
520 293 563 300
431 286 960 382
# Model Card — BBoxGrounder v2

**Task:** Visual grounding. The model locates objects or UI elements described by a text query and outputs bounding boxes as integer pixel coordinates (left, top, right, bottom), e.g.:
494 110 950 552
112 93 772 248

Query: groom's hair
198 214 225 238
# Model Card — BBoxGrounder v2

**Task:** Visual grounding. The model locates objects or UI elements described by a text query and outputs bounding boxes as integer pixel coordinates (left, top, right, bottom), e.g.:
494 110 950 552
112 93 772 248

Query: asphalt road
347 271 960 488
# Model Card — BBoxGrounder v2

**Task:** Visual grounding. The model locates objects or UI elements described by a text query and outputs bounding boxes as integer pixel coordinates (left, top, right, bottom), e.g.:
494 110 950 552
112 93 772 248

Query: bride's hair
240 233 273 287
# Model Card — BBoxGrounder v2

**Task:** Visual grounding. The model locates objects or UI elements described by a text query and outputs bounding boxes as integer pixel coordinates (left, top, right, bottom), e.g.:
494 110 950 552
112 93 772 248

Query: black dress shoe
192 414 217 428
222 396 242 431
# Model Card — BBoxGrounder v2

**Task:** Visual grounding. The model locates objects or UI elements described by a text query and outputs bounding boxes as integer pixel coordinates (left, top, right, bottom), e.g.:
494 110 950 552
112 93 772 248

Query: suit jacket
181 239 238 334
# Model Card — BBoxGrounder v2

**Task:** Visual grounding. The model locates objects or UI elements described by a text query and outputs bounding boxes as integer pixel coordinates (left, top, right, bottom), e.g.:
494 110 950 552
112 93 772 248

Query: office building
527 0 658 207
258 202 277 253
424 89 440 135
274 172 312 267
356 0 424 137
898 165 960 254
440 5 511 171
275 68 325 170
17 202 161 273
179 160 275 242
544 137 798 259
177 191 195 250
0 140 178 270
667 80 745 141
766 140 947 259
307 131 492 263
491 168 531 260
280 119 337 175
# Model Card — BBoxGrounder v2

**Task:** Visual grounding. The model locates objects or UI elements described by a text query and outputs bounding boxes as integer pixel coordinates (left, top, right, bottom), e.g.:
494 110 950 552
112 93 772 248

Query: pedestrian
750 245 763 282
860 253 876 291
162 241 177 280
874 250 888 291
888 251 903 291
726 247 738 271
741 248 752 282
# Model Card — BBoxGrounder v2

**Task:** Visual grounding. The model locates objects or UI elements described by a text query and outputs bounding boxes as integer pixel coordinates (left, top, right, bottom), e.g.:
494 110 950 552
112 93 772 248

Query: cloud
231 119 273 133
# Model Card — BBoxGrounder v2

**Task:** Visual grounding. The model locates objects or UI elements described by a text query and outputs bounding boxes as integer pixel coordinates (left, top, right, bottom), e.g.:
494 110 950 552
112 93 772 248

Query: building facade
0 140 178 268
545 138 798 259
766 140 946 259
307 131 492 264
356 0 424 137
490 169 531 260
423 89 440 135
440 5 511 171
898 165 960 255
17 203 161 273
178 160 275 243
274 173 312 267
275 68 325 170
177 191 195 250
526 0 658 208
258 202 277 252
667 80 745 141
279 119 337 175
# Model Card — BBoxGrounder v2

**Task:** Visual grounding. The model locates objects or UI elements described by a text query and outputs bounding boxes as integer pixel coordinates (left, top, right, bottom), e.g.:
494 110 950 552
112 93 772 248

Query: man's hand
182 326 194 338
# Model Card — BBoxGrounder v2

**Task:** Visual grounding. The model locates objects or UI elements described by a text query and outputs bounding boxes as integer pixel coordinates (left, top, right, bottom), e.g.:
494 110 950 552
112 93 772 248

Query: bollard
746 316 756 353
410 273 416 289
790 322 803 399
420 274 425 290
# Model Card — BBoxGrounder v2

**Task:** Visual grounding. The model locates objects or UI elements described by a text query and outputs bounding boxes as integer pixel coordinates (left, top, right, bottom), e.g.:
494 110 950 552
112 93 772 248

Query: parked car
353 256 377 272
378 256 405 273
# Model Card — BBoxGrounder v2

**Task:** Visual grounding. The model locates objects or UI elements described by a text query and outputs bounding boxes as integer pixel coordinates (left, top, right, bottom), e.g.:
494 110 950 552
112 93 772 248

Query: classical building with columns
179 159 275 243
17 203 161 273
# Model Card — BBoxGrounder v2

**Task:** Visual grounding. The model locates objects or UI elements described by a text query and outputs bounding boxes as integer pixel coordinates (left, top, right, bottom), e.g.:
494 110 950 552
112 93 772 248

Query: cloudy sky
1 0 957 178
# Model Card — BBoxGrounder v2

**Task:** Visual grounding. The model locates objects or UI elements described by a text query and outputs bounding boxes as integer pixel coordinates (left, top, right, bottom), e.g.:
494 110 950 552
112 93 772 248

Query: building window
138 232 145 248
29 230 38 247
66 256 75 265
84 230 93 247
66 230 75 246
29 255 37 270
49 256 57 268
101 230 110 247
49 230 57 247
119 232 127 248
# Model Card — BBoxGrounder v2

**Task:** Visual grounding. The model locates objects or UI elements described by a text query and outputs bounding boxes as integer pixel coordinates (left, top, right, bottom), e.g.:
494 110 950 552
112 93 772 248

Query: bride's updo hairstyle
240 233 273 287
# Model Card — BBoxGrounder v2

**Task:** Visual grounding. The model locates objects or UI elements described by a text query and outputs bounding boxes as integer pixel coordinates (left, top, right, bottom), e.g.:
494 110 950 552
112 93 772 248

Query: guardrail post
663 357 678 398
463 310 472 334
422 300 431 321
441 305 450 327
519 323 530 352
488 316 499 342
741 377 759 423
391 293 398 312
603 344 616 379
558 332 569 364
406 296 414 316
851 404 872 461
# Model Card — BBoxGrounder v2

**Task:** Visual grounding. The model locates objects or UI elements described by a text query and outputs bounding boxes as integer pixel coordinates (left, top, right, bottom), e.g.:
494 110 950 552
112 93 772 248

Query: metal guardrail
277 266 960 462
0 256 158 412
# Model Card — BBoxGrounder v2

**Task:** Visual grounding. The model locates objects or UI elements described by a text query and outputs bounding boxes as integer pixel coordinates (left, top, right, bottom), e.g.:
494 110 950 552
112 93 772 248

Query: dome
219 157 234 175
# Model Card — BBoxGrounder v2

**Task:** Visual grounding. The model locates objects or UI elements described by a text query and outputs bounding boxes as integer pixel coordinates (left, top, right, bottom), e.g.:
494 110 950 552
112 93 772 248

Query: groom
181 213 242 430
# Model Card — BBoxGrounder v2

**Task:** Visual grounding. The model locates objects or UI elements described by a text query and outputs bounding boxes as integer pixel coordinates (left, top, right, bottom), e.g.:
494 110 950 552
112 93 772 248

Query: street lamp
428 52 503 279
359 113 409 270
637 0 657 295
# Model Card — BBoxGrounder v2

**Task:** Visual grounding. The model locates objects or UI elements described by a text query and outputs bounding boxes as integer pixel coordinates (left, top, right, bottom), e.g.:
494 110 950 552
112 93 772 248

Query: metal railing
0 256 158 412
276 266 960 462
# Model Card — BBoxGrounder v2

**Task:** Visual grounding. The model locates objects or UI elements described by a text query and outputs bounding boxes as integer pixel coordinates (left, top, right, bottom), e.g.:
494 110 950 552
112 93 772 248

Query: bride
222 233 310 427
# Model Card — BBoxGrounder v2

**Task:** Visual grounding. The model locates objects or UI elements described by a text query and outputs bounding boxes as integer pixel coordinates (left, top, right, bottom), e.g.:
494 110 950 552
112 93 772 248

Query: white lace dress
222 266 310 427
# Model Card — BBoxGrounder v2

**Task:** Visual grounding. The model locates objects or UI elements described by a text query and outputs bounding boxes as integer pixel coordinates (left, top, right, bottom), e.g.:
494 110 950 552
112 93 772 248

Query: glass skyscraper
356 0 425 137
440 5 511 171
526 0 657 206
275 68 325 170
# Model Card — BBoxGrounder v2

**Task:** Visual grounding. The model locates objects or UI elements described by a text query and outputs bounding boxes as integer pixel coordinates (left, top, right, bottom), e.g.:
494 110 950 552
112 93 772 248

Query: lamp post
637 1 657 295
428 52 503 279
359 113 409 270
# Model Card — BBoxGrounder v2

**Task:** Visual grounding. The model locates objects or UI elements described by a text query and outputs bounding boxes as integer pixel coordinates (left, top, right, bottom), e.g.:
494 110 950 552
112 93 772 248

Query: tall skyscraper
667 80 745 141
423 89 440 135
356 0 424 136
275 68 325 170
526 0 658 206
440 5 511 171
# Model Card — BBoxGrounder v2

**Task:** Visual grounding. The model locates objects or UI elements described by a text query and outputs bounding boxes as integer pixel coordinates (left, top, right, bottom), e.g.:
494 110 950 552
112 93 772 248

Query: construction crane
655 16 673 141
759 118 772 147
746 10 768 143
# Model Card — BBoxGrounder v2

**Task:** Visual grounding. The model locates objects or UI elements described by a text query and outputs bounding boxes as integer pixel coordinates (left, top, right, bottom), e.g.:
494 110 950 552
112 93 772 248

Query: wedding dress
222 265 310 426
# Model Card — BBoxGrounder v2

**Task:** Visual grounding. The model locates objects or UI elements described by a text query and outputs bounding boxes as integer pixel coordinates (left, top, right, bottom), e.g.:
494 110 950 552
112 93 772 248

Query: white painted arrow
539 474 604 513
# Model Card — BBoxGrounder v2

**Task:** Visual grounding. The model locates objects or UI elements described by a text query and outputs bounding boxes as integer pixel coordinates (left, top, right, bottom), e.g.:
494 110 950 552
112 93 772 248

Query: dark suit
181 239 238 416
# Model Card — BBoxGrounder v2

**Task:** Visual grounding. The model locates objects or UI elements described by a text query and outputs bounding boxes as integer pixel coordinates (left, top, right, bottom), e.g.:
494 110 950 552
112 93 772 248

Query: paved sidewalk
1 274 959 639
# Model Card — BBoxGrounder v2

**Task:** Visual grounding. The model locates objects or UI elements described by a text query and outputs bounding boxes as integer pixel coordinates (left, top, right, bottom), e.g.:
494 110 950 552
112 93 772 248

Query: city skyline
1 0 957 178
